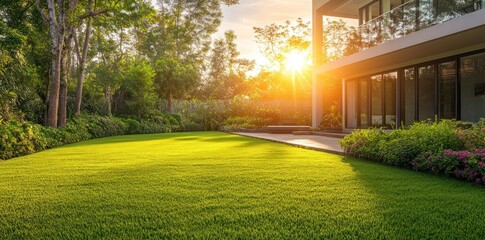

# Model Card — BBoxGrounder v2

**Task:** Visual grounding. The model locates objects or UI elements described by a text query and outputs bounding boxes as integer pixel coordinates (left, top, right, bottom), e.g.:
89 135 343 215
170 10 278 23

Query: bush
320 103 342 128
341 119 485 185
0 121 42 159
341 120 465 166
339 128 388 161
0 115 180 160
457 119 485 150
413 149 485 185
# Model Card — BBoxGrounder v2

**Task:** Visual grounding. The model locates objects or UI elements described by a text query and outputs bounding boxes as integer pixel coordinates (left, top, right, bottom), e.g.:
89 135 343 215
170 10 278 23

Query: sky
214 0 313 65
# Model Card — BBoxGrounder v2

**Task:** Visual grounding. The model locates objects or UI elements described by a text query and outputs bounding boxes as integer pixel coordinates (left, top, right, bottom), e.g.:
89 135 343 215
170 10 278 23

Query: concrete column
312 75 323 128
312 7 324 65
312 6 324 128
342 78 346 130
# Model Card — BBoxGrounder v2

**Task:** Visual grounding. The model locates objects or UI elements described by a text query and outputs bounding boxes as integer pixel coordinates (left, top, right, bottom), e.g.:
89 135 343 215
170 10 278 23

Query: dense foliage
0 115 180 160
340 119 485 185
1 0 313 132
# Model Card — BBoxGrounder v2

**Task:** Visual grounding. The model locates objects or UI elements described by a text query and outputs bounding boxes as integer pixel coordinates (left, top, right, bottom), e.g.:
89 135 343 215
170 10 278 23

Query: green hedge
340 119 485 185
0 115 180 160
340 120 468 166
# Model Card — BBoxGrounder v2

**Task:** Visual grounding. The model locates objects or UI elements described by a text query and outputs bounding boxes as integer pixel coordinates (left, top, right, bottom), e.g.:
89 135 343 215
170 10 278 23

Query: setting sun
285 50 308 72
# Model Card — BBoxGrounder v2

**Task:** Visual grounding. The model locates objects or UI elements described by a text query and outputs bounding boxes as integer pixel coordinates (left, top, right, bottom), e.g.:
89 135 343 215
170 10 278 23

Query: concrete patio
233 132 345 155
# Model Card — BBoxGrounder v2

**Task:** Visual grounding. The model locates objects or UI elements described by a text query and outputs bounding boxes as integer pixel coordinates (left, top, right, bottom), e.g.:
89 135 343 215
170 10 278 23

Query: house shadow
340 155 485 237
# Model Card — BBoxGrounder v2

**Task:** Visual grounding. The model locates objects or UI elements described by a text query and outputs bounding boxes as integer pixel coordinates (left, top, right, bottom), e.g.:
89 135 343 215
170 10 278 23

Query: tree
73 0 153 116
204 30 254 99
118 59 156 118
320 19 355 62
87 29 126 116
254 18 311 72
136 0 240 109
35 0 76 127
155 57 197 113
35 0 140 127
1 0 48 122
253 18 312 101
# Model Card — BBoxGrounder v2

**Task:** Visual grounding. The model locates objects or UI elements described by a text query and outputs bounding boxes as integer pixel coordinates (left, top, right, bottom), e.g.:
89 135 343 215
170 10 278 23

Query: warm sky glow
216 0 312 65
285 50 308 73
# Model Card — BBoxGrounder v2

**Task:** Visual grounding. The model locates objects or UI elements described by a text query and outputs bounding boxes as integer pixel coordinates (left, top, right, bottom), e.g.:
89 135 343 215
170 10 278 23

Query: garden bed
340 119 485 185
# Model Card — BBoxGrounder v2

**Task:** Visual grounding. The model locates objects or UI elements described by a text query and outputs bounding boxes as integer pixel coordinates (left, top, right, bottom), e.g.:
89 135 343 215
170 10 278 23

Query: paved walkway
233 132 345 155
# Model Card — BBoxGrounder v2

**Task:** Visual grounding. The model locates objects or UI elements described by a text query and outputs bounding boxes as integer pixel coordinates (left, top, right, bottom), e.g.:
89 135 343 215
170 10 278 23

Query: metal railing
332 0 482 60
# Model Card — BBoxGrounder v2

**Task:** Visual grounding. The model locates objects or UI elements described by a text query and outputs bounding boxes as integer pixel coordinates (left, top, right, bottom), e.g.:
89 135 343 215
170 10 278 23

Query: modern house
312 0 485 130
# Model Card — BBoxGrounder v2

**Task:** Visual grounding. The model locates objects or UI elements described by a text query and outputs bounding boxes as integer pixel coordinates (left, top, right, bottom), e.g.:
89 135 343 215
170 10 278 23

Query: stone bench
266 125 312 134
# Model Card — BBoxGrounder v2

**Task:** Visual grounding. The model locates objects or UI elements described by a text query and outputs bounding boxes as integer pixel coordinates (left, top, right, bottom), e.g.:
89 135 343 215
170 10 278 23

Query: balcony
327 0 483 62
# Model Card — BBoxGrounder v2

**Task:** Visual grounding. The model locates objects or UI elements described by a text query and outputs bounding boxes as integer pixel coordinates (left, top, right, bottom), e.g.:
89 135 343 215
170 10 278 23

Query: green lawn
1 132 484 239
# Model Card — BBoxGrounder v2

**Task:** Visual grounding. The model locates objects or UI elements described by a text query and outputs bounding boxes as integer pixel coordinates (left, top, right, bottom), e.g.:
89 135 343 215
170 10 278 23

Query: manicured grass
1 132 485 239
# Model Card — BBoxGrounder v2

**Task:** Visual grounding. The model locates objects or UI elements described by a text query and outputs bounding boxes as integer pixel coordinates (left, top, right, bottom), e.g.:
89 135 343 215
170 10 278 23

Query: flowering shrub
341 119 485 185
413 149 485 185
340 120 464 166
457 127 485 150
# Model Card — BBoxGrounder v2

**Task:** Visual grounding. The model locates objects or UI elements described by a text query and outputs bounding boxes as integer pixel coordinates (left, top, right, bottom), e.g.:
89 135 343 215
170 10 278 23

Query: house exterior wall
312 0 485 129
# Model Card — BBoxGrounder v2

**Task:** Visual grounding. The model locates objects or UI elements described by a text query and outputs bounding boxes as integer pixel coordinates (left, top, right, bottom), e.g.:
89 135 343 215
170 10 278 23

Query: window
344 51 485 129
402 68 416 125
359 78 369 127
346 80 358 128
384 72 397 125
418 65 436 121
371 75 383 126
461 53 485 122
439 61 456 119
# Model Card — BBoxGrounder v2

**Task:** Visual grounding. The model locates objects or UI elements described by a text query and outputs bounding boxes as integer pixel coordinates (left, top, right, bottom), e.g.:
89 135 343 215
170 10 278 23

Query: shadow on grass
60 132 216 148
342 155 485 238
198 133 270 148
59 131 270 150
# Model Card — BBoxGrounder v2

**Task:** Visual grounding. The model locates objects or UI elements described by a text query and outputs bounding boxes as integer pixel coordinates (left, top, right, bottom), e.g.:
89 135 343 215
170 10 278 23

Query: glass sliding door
384 72 397 125
360 78 369 127
346 80 358 128
371 75 383 126
402 68 416 125
418 65 436 121
439 61 456 119
461 53 485 122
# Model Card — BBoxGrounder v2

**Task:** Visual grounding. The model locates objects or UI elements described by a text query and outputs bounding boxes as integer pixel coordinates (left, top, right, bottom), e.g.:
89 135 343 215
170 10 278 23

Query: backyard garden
2 132 485 239
2 1 485 239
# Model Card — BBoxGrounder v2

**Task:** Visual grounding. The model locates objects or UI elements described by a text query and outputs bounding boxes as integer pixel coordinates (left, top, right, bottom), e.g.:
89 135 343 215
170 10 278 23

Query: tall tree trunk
104 86 112 116
74 13 93 115
57 51 69 127
168 88 173 114
37 0 65 128
58 28 74 127
46 40 63 128
37 0 87 127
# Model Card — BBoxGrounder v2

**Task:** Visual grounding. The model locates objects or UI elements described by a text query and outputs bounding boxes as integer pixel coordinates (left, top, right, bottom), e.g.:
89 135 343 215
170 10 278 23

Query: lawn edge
228 131 346 156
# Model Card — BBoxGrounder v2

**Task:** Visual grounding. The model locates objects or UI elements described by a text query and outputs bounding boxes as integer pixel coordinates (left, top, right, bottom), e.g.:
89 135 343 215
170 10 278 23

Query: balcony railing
326 0 483 62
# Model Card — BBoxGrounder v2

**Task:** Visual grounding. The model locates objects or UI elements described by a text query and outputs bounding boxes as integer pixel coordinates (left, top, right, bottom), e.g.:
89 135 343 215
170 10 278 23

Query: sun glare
285 50 308 72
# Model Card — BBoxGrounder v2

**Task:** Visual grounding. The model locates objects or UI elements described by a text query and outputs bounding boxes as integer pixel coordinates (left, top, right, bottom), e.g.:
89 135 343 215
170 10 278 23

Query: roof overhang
313 0 367 19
